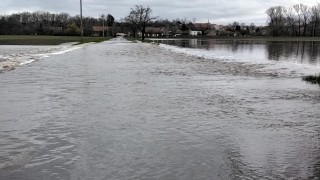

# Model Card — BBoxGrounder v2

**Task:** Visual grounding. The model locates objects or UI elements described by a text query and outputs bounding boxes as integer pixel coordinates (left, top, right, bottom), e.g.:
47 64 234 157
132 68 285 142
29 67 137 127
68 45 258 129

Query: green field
0 35 110 45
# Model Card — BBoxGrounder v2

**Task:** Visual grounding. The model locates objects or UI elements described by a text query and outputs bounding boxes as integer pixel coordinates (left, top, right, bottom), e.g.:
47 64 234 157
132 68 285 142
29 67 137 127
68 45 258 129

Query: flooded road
0 38 320 179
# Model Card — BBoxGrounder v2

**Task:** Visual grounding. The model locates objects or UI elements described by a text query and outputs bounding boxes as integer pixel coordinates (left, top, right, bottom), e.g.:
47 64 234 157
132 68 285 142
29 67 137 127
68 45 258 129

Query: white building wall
189 31 202 36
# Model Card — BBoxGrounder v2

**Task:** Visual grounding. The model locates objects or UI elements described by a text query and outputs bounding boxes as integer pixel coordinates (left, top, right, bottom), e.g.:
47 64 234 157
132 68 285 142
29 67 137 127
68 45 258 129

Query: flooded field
152 38 320 67
0 38 319 179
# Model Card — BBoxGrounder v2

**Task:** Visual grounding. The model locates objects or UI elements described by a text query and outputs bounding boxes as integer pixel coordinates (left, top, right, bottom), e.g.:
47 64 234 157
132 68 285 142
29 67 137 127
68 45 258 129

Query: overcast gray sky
1 0 319 25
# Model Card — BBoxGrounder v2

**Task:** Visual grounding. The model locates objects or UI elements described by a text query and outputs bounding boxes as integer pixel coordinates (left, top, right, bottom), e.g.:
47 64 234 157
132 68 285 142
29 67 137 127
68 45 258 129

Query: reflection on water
0 38 320 179
153 39 320 66
267 41 320 65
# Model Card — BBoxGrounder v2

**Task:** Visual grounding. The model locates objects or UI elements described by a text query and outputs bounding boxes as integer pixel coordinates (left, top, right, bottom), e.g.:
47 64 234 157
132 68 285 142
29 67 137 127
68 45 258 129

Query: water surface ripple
0 38 320 179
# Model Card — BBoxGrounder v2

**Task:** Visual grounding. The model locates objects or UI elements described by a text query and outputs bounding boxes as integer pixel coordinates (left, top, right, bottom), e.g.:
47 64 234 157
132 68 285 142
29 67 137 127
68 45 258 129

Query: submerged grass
303 74 320 85
0 35 110 45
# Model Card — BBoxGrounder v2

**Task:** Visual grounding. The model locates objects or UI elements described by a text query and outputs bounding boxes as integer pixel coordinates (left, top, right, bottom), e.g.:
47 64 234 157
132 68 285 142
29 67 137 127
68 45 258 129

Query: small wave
159 44 267 64
50 45 82 55
0 43 85 73
20 59 36 65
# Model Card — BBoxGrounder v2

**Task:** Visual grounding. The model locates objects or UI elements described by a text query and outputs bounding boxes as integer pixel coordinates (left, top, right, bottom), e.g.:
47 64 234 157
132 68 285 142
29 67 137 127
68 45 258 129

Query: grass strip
0 35 110 45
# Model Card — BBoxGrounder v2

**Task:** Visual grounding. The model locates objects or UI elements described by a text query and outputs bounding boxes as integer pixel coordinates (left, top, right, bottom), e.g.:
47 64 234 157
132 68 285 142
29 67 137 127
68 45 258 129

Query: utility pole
101 14 105 37
80 0 83 42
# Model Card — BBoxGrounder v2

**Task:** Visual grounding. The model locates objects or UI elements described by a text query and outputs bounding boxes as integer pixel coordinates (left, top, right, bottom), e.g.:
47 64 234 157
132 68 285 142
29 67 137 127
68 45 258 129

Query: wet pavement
0 38 320 179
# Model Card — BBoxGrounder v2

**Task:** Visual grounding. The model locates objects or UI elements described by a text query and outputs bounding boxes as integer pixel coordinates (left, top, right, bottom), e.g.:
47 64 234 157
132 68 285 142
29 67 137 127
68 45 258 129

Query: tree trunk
291 25 295 36
141 29 145 41
130 27 136 38
303 22 307 36
310 22 315 37
314 20 318 37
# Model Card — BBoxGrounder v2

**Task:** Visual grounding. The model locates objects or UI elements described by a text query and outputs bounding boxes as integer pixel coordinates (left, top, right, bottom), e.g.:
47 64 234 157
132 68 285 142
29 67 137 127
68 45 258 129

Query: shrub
302 74 320 85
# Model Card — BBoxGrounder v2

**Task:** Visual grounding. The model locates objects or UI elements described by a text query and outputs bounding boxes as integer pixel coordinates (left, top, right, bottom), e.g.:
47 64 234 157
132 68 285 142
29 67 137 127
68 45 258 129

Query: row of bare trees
7 4 320 38
266 3 320 36
0 11 114 36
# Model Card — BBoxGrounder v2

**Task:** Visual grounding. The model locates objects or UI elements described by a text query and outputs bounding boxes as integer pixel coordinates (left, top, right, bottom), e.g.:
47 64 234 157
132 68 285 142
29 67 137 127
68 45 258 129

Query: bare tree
284 7 296 36
249 23 255 33
266 7 277 36
293 4 303 36
266 6 285 36
300 4 310 36
192 17 197 24
310 5 320 36
127 5 156 41
124 11 139 38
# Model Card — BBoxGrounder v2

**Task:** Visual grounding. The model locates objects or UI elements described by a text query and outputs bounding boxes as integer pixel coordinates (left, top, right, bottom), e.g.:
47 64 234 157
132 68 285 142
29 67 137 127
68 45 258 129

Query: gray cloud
1 0 318 25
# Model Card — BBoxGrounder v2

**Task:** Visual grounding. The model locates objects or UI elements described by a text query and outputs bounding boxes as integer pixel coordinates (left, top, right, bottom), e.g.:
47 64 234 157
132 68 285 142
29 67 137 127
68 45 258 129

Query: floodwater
0 38 320 179
152 39 320 67
0 43 82 72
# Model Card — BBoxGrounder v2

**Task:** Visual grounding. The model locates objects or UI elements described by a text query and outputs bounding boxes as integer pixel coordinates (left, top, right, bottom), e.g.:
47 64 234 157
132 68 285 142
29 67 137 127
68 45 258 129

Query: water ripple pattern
0 37 319 179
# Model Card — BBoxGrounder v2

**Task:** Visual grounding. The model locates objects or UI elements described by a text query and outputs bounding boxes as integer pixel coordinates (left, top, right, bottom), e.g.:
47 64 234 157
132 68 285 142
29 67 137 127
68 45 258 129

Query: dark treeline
3 3 320 38
0 10 203 37
266 3 320 37
0 11 115 36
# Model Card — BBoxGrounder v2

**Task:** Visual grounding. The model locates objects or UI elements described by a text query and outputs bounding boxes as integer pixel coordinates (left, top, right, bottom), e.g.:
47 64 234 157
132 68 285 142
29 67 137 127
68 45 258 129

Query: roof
194 23 215 30
145 27 162 34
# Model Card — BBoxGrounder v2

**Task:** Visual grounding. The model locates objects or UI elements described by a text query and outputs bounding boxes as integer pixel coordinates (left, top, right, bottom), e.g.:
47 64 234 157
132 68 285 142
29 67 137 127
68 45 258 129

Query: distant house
214 25 224 31
194 23 215 31
145 27 163 37
218 30 233 36
190 22 216 36
161 27 170 36
92 26 110 36
174 29 183 37
205 30 217 37
233 32 241 37
189 31 202 36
